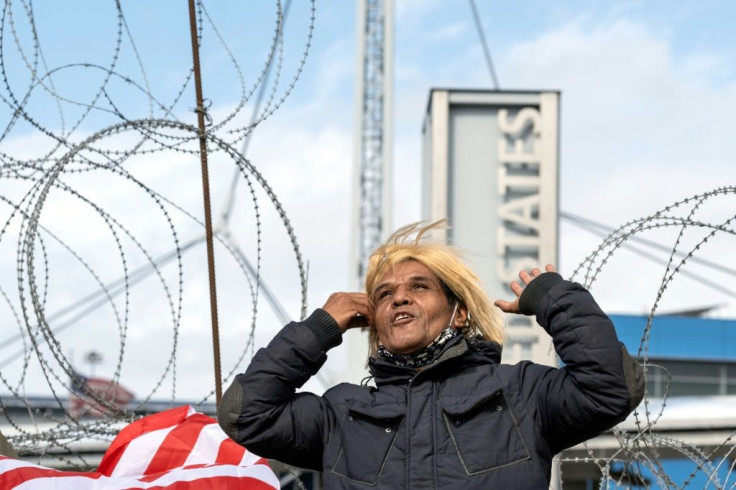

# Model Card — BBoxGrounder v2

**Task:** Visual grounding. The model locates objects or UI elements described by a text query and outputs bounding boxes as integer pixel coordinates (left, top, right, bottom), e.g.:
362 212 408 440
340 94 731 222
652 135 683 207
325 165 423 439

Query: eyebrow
374 275 436 295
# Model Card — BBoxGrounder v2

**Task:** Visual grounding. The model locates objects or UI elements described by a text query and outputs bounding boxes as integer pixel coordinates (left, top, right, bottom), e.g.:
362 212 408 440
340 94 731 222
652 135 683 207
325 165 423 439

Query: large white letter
498 194 541 232
498 108 541 136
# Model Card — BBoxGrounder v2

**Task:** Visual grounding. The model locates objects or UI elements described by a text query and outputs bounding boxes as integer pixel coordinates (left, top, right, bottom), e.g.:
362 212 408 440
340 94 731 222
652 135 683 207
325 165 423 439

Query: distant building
562 314 736 489
613 313 736 398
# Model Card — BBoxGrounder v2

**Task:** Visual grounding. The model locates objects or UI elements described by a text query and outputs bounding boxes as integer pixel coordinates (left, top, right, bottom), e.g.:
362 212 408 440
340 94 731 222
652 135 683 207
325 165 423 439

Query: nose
392 285 411 306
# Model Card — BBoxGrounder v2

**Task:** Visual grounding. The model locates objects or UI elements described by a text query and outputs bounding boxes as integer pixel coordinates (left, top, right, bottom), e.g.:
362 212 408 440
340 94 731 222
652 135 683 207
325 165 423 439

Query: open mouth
392 312 414 325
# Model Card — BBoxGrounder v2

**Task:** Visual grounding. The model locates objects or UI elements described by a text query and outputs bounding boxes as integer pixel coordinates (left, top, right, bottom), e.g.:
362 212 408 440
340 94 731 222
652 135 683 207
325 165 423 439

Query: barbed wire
564 186 736 488
1 1 734 488
0 0 312 471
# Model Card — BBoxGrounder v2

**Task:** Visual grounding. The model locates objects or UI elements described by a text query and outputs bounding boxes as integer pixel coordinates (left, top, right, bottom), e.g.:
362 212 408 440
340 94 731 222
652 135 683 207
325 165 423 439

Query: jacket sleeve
217 309 343 470
518 274 645 454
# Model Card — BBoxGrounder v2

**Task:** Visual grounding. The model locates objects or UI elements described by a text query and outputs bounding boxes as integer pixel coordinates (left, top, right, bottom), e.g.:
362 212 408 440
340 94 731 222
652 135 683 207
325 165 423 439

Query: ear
452 303 468 328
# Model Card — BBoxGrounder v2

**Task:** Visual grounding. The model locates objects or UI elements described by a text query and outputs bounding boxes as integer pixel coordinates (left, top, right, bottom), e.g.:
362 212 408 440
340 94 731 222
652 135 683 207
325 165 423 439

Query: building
422 88 560 367
559 313 736 489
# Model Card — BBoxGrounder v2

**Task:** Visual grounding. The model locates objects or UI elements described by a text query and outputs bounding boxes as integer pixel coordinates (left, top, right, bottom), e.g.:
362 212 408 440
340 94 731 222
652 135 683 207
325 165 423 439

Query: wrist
518 272 564 316
304 309 343 350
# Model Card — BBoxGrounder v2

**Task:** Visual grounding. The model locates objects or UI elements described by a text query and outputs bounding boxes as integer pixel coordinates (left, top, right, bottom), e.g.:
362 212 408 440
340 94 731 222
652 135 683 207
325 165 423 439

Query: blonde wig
364 220 505 357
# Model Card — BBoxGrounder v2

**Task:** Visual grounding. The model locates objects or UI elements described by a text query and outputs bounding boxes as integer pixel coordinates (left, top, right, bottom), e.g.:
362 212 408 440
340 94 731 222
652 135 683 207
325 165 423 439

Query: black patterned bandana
377 325 460 369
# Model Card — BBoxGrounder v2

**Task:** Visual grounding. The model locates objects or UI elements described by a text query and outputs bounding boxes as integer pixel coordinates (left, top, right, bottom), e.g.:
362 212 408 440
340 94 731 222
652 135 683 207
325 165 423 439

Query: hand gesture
494 264 557 314
322 292 374 333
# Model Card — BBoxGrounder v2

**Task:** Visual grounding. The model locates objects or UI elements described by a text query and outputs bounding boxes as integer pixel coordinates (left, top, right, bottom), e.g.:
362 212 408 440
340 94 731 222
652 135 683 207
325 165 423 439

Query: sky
0 0 735 401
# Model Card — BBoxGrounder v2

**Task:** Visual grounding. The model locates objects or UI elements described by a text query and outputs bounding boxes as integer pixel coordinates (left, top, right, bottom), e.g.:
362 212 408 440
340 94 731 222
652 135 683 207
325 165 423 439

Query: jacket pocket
331 402 404 485
442 390 530 475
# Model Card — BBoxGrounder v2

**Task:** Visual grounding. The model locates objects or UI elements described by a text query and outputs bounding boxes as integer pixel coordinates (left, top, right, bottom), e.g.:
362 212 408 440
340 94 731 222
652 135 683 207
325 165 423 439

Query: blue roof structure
610 314 736 361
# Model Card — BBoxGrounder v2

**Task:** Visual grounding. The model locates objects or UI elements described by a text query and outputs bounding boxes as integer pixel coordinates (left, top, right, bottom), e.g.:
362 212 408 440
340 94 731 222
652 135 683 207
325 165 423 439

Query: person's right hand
494 264 557 314
322 292 375 333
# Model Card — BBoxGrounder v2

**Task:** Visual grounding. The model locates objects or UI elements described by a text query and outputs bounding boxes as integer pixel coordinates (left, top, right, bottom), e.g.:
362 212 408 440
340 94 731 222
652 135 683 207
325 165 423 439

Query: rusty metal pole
187 0 222 406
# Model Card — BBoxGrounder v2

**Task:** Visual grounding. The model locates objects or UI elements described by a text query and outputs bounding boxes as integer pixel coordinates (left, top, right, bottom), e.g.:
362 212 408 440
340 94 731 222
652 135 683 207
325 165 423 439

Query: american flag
0 405 279 489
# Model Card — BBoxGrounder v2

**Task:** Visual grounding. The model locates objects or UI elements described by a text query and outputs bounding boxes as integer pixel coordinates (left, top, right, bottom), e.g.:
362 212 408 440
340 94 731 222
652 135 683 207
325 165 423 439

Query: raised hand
322 292 375 333
494 264 557 314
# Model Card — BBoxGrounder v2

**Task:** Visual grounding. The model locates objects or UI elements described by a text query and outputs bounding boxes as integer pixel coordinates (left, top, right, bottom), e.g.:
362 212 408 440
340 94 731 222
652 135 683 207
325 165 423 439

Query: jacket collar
367 336 502 387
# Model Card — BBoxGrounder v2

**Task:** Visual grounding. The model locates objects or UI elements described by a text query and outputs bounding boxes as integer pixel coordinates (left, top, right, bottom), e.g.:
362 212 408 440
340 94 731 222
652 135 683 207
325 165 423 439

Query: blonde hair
364 220 505 356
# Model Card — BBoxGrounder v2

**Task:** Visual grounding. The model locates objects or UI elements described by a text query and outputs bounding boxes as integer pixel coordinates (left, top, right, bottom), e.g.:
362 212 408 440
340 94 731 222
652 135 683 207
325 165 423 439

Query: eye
377 290 392 300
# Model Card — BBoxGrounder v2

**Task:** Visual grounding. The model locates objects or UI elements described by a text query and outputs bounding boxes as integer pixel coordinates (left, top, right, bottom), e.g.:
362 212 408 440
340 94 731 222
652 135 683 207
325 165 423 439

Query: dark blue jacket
218 278 644 488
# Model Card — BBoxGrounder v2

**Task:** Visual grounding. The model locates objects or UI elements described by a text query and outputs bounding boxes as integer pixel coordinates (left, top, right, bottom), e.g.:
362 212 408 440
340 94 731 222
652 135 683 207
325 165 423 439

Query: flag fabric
69 372 136 419
0 405 280 489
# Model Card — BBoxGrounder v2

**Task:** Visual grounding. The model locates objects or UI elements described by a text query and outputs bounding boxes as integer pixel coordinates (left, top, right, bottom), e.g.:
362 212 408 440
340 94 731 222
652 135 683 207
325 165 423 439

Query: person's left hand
494 264 556 314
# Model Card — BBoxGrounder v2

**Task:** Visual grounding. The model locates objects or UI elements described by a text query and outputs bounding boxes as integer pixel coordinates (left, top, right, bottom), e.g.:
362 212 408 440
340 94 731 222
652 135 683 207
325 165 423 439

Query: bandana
377 325 460 369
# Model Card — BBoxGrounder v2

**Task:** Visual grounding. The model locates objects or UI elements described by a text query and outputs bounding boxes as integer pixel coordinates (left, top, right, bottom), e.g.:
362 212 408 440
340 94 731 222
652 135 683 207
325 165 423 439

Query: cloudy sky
0 1 734 400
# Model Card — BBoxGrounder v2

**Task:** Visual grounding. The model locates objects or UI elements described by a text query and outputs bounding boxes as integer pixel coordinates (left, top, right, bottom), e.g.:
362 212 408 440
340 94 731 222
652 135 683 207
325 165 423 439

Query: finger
493 299 517 313
509 280 524 297
348 295 375 326
530 267 541 278
353 308 375 329
326 292 370 309
323 292 374 330
545 264 556 273
354 296 375 320
518 270 533 285
347 314 369 330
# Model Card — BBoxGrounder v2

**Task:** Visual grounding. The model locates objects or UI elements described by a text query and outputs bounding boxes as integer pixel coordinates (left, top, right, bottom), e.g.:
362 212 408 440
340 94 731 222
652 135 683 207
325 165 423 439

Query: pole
187 0 223 406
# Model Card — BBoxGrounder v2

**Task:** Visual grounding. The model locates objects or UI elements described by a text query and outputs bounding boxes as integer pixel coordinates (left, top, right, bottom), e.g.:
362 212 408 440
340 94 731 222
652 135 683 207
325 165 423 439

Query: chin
387 341 422 356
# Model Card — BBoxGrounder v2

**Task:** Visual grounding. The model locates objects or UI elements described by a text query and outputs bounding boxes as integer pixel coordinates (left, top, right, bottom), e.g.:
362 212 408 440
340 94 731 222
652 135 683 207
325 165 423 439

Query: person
218 221 644 488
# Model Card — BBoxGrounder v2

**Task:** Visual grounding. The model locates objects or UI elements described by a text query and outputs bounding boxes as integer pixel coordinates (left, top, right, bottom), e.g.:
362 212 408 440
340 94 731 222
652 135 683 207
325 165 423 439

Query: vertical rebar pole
187 0 222 406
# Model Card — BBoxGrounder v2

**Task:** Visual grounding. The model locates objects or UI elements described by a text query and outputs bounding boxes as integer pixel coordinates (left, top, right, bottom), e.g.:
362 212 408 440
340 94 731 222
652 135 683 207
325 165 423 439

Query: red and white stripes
0 406 279 489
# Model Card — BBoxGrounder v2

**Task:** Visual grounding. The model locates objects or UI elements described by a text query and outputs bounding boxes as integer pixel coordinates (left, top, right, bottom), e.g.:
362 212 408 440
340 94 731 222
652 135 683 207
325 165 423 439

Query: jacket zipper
405 377 412 490
432 381 439 489
401 341 468 489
